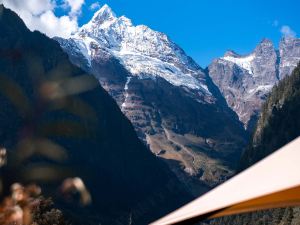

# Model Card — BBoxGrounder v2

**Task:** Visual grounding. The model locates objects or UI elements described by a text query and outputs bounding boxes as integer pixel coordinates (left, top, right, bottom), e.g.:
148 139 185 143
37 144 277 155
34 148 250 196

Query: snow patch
114 50 208 92
280 57 300 68
223 54 255 75
247 85 273 95
121 76 132 110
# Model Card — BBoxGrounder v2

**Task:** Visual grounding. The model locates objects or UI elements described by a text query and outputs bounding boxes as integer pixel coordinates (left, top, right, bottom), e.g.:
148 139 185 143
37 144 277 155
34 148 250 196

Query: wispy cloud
0 0 85 38
89 2 101 11
280 25 297 38
63 0 85 17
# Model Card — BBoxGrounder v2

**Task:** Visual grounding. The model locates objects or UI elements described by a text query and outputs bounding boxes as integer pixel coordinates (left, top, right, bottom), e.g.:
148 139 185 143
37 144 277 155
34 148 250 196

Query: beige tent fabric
151 137 300 225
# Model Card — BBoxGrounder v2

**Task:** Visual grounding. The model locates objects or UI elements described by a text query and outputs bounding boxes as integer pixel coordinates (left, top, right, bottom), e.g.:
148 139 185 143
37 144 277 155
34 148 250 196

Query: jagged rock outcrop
240 63 300 169
209 38 300 130
279 37 300 78
208 63 300 225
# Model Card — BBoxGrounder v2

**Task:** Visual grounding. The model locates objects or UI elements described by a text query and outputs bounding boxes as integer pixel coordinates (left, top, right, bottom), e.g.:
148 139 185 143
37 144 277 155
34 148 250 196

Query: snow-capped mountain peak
221 39 276 76
63 4 211 95
224 50 240 58
91 4 116 23
209 37 295 129
253 39 275 59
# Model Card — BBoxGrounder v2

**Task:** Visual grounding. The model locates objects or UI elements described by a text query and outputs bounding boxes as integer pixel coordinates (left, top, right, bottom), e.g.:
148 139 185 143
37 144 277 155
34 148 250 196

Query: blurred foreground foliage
0 183 69 225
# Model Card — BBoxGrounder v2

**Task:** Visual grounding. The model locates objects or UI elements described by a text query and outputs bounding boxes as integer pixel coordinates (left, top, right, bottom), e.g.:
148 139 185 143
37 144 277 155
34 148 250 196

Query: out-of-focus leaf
0 148 7 167
40 75 98 100
0 75 31 116
61 177 92 206
48 97 98 124
21 164 73 183
37 120 92 139
15 138 68 164
46 61 74 80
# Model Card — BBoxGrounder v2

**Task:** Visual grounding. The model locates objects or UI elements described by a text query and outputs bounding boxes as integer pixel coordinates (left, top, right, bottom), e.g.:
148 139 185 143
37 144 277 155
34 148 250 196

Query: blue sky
54 0 300 67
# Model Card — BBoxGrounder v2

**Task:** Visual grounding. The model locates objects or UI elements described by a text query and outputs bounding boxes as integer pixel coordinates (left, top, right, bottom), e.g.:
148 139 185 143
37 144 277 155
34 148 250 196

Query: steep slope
280 37 300 78
240 63 300 169
56 4 247 194
209 38 300 130
62 4 211 94
208 63 300 225
0 5 191 225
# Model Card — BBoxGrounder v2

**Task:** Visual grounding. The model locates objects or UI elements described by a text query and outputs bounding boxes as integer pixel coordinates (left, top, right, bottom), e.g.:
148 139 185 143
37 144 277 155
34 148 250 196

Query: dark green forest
207 63 300 225
240 63 300 170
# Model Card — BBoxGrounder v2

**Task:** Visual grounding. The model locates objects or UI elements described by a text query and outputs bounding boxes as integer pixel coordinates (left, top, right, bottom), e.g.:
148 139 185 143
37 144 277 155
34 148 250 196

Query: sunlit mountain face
56 4 248 196
209 37 300 131
56 4 300 198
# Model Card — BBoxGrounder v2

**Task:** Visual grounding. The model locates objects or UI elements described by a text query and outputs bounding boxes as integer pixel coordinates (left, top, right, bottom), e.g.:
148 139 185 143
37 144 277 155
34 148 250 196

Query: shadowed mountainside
240 63 300 169
0 5 191 225
56 5 248 195
207 63 300 225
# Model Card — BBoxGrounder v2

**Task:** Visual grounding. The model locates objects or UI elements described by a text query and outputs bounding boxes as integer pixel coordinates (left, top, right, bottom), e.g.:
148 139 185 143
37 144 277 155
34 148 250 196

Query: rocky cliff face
208 63 300 225
209 38 300 130
240 63 300 169
279 37 300 78
0 5 191 224
56 4 247 195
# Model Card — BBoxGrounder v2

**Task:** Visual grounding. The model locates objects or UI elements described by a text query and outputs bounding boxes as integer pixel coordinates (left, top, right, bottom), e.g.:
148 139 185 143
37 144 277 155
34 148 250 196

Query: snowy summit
63 4 211 94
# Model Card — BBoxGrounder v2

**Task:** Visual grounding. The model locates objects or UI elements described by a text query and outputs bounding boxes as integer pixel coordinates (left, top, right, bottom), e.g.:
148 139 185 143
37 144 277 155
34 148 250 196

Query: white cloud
280 25 297 38
89 2 101 11
0 0 84 38
39 10 79 37
63 0 85 17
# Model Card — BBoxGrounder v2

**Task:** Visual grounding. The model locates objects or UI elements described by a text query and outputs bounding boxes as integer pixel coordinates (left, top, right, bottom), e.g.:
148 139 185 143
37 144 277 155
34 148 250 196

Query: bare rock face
56 4 247 195
209 38 300 131
279 37 300 79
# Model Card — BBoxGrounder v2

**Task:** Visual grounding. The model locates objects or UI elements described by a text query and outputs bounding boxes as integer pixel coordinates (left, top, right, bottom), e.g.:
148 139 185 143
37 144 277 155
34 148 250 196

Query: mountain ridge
0 5 191 224
209 36 300 130
56 4 248 195
70 4 211 94
55 3 299 197
208 63 300 225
